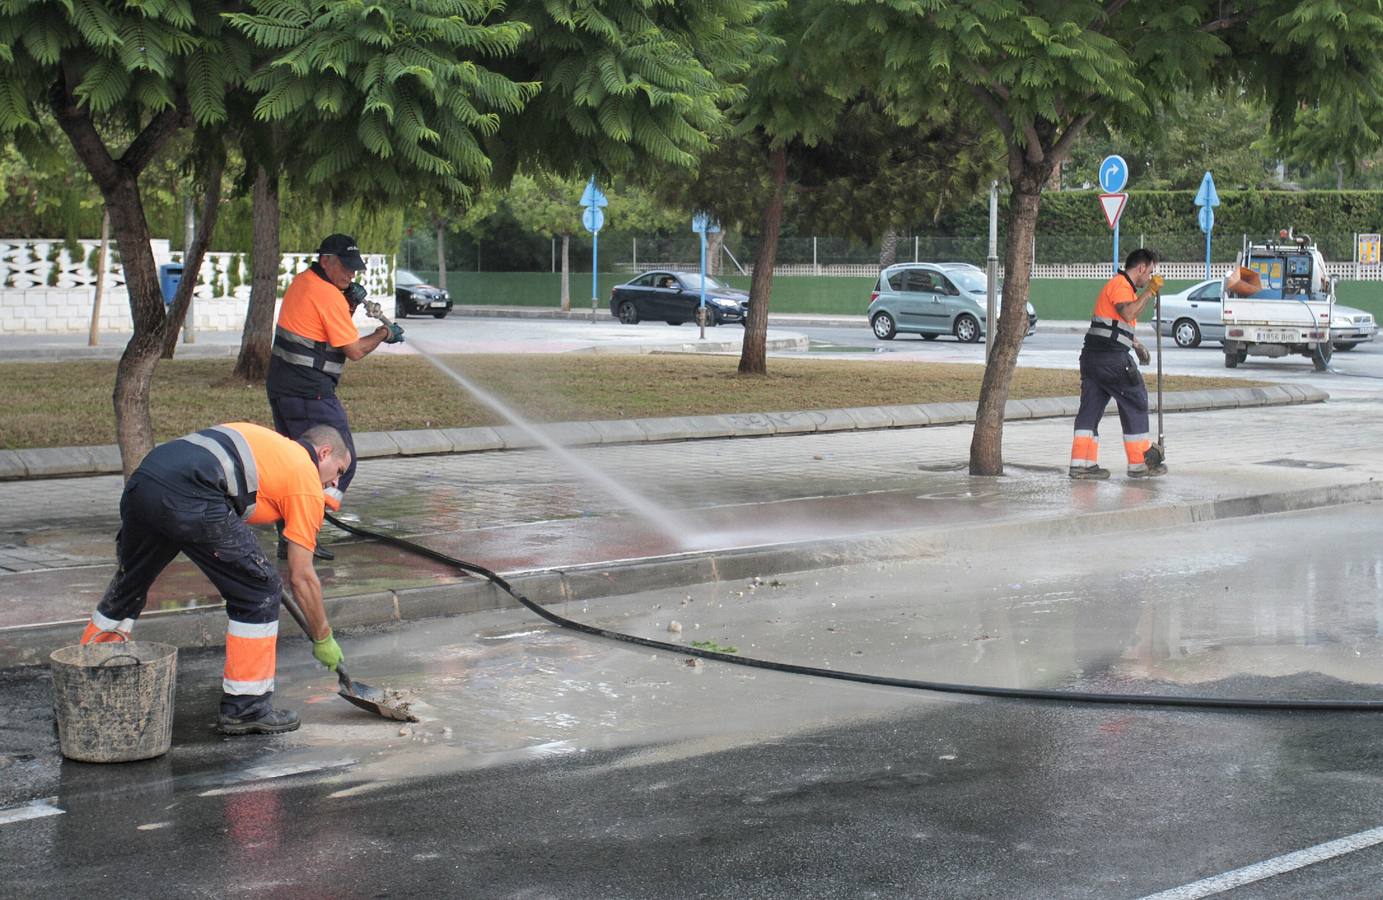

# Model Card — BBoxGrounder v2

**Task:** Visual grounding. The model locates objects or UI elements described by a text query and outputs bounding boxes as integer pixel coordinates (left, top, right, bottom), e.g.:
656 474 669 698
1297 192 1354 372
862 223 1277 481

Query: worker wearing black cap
265 233 404 559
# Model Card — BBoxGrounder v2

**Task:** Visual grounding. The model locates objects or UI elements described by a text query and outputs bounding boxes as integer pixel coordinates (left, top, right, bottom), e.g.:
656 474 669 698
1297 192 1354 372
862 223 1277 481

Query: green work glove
383 322 405 344
312 631 344 671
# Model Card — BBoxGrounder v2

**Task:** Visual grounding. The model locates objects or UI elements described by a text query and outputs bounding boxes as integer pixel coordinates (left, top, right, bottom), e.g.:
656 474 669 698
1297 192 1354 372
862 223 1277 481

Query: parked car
1154 278 1377 350
394 269 452 319
868 263 1036 342
610 271 750 325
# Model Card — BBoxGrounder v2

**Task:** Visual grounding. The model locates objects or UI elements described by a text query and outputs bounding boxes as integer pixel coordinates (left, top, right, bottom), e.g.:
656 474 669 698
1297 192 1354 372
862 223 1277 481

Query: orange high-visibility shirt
1093 273 1138 325
277 267 360 349
226 422 326 552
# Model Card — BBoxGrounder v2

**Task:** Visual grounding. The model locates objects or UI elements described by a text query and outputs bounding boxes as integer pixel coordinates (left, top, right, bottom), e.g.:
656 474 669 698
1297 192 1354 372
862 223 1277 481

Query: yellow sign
1359 233 1381 266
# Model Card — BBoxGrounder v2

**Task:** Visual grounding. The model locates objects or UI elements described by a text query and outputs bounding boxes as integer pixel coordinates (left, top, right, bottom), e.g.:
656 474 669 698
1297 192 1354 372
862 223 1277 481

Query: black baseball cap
317 233 367 271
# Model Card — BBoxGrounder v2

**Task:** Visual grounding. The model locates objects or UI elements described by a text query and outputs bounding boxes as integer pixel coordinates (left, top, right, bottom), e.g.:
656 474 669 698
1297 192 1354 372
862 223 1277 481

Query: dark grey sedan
610 271 749 326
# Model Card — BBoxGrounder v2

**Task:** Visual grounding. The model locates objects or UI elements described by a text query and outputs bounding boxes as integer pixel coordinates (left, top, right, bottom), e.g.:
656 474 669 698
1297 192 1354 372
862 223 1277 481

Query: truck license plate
1260 331 1296 342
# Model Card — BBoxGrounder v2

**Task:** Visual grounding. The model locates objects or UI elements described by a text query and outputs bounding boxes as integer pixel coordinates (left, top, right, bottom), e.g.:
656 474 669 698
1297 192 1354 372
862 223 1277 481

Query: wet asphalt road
4 504 1383 898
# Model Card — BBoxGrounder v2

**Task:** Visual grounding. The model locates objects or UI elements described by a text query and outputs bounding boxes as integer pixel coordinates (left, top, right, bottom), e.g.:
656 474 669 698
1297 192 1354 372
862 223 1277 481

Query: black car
610 271 749 326
394 269 452 319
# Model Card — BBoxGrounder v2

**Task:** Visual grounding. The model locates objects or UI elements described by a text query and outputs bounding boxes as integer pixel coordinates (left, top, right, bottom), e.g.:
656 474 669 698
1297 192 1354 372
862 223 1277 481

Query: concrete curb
453 305 1132 336
0 385 1328 481
4 474 1377 669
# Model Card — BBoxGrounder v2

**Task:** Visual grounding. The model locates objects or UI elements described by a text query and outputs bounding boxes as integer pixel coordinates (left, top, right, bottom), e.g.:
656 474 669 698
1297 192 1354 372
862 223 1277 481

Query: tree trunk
878 226 899 268
162 155 225 357
706 229 725 276
560 233 571 311
435 218 448 291
51 94 181 475
232 166 280 382
968 173 1043 475
739 146 788 376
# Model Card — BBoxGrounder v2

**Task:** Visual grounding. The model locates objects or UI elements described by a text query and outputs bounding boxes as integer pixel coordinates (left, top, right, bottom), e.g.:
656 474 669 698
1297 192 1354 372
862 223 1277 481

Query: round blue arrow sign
582 206 604 233
1098 155 1129 193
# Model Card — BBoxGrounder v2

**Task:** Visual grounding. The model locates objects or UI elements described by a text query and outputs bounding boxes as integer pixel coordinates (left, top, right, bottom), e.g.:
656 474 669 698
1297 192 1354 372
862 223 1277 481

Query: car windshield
949 270 988 293
396 270 423 286
679 274 728 291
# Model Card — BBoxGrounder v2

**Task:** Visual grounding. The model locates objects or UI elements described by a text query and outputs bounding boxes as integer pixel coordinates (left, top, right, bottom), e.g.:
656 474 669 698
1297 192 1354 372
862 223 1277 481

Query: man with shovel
79 423 351 735
1069 247 1168 480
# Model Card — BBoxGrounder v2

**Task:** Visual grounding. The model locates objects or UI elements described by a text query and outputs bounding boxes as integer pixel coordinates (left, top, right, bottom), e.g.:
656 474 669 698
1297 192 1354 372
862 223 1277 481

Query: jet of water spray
403 339 700 546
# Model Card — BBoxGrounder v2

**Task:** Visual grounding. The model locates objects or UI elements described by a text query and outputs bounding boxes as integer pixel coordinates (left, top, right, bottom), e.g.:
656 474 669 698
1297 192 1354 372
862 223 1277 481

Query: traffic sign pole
579 176 609 323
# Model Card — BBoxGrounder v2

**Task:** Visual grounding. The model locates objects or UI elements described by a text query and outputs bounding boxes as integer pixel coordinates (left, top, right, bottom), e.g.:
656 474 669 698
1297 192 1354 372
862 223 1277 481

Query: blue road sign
582 206 605 233
1194 171 1220 209
1195 171 1218 277
579 177 608 209
1098 155 1129 193
1198 205 1214 235
691 212 720 234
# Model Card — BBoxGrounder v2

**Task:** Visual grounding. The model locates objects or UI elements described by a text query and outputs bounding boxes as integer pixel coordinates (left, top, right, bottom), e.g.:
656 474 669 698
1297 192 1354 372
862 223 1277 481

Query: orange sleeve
319 286 364 349
280 492 325 551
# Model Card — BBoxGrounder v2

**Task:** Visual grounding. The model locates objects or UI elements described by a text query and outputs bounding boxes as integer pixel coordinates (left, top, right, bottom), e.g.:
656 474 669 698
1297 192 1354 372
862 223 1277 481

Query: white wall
0 240 392 335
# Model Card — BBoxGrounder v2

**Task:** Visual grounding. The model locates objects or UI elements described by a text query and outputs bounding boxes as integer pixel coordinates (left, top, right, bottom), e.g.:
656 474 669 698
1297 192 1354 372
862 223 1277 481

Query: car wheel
1172 318 1201 348
954 313 980 343
1224 351 1238 368
1333 341 1358 351
1312 341 1333 371
394 299 408 319
617 301 640 325
432 310 448 319
921 333 938 341
871 311 897 340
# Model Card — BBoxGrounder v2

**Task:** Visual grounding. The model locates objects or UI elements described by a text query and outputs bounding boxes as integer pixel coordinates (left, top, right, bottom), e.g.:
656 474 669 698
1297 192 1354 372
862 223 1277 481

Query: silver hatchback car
868 263 1036 342
1155 278 1377 350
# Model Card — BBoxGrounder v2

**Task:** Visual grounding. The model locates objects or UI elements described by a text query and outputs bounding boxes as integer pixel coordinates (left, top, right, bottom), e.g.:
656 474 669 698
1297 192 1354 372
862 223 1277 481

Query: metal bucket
50 635 178 763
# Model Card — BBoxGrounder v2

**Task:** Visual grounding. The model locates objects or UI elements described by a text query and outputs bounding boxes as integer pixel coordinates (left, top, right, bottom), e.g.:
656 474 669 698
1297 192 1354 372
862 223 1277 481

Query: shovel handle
279 590 313 637
281 591 354 686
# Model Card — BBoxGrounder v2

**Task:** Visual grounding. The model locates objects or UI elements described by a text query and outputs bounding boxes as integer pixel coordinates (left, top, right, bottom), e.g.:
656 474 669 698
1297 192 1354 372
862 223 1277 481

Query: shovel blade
335 667 419 722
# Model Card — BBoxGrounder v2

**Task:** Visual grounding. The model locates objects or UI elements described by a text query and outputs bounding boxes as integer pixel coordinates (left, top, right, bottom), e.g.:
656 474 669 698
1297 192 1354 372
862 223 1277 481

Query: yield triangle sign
1099 192 1127 230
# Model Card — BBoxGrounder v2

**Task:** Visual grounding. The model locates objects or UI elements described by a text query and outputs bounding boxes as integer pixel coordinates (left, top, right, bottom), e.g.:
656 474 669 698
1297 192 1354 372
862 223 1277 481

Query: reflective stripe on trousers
224 618 279 696
1070 348 1150 472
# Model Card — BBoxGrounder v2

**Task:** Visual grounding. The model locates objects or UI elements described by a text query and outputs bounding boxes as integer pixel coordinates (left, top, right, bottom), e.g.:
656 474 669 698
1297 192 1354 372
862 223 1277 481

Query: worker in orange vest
81 423 351 735
266 233 403 560
1069 248 1167 480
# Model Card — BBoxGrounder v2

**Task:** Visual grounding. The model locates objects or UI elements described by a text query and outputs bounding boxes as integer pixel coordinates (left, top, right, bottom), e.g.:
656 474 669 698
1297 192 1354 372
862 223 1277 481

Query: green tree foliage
492 0 772 180
226 0 537 202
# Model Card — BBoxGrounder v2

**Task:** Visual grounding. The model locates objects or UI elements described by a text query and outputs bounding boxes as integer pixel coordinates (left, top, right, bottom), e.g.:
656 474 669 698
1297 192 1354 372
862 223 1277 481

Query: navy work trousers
269 394 357 499
95 474 284 718
1071 347 1152 473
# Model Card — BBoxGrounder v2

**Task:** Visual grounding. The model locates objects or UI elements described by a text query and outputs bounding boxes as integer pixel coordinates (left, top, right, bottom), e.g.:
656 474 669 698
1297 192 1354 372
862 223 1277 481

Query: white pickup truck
1220 233 1334 371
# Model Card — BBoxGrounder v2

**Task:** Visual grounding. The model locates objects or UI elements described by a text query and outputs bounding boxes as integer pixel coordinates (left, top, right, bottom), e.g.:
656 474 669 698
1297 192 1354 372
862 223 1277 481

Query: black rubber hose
325 512 1383 712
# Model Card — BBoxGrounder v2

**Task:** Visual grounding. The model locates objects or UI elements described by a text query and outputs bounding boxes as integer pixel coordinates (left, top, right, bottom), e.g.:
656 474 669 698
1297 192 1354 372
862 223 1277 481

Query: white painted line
0 797 64 826
1138 825 1383 899
197 757 355 796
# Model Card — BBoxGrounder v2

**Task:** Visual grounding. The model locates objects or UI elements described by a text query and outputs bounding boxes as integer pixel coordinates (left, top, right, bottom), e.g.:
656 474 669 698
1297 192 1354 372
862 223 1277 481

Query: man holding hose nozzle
1069 248 1168 480
80 423 351 735
266 233 404 559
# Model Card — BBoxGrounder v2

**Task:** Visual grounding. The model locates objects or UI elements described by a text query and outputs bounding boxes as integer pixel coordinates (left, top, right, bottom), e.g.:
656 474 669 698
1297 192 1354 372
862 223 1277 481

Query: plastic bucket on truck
49 634 177 763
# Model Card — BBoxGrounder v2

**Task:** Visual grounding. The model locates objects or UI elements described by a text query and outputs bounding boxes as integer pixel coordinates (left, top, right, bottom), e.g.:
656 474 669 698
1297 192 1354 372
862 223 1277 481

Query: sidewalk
0 381 1366 668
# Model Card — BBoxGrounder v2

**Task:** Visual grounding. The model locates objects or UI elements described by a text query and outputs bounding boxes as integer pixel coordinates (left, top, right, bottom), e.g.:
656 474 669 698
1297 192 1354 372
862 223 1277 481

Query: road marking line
197 758 355 796
1138 825 1383 899
0 797 64 826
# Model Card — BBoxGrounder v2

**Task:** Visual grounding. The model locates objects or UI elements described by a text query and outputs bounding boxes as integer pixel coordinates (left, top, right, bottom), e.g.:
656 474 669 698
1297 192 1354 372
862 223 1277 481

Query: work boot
1128 463 1169 479
277 540 335 561
216 706 301 736
1068 465 1111 480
